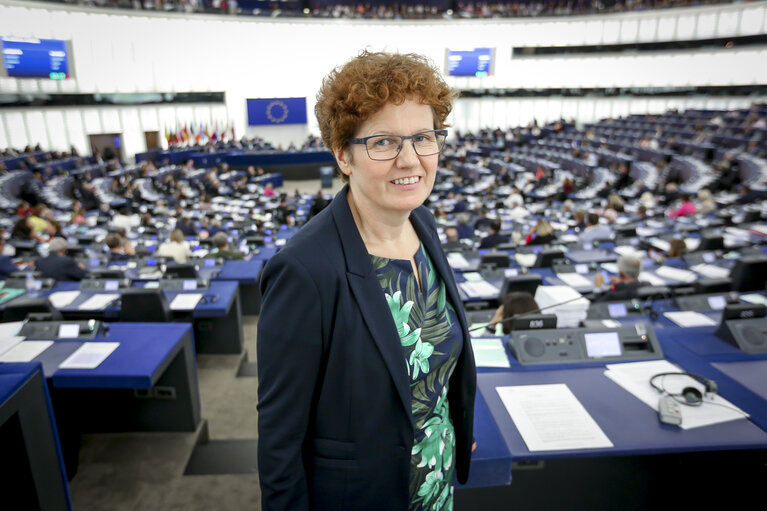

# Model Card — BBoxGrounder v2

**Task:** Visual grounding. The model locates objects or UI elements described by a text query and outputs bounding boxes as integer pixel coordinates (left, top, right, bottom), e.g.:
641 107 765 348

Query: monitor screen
584 332 622 358
146 258 157 267
446 48 494 77
183 280 197 290
204 258 216 267
608 303 627 318
90 258 100 267
702 252 716 263
707 295 727 310
0 37 72 79
575 264 589 274
104 280 119 291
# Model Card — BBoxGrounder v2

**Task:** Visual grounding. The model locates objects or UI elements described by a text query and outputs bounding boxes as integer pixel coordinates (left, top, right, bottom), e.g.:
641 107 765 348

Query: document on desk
48 290 81 308
515 253 537 268
0 340 54 362
604 360 748 429
170 293 203 311
471 338 511 368
0 322 25 357
638 272 668 287
655 266 698 283
78 293 120 311
496 384 613 451
447 252 471 270
459 281 500 299
663 311 718 327
59 342 120 370
556 272 593 289
690 264 730 279
740 293 767 306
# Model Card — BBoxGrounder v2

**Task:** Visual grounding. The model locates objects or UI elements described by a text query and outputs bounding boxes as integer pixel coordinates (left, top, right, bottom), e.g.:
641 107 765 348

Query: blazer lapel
330 187 413 423
410 210 470 339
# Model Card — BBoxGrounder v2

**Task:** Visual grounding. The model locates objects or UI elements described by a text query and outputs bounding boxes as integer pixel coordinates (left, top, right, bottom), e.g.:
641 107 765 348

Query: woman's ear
334 146 352 178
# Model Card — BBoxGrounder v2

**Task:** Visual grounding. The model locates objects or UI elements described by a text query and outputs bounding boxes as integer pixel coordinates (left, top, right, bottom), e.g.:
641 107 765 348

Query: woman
668 193 697 218
155 229 192 263
525 218 556 245
487 291 539 335
257 52 476 511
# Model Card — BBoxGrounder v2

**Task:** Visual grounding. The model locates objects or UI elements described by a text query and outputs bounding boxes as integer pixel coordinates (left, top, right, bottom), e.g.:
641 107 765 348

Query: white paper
0 336 24 357
557 272 593 288
691 264 730 279
48 290 81 308
0 341 54 362
601 262 619 274
515 253 537 268
663 311 718 327
650 238 671 252
78 293 120 311
638 272 668 286
0 321 24 340
614 246 644 258
459 281 500 299
655 266 697 283
496 384 614 451
740 293 767 306
602 319 621 328
170 293 203 311
604 360 747 430
471 338 511 368
447 253 470 270
59 342 120 369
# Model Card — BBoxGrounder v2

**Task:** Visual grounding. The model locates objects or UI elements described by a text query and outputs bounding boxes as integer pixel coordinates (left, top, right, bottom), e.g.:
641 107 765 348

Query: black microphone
467 290 598 333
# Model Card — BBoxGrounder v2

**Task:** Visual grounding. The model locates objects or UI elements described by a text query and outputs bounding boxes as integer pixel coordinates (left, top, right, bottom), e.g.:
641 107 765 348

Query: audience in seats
156 229 193 264
34 237 87 281
578 213 613 244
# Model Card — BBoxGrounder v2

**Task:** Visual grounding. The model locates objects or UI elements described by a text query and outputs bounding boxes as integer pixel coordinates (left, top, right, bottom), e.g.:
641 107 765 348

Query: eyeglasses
348 129 448 161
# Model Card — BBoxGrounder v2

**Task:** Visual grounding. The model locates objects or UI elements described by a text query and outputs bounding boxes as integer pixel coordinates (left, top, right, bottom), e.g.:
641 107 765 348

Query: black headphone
649 372 718 406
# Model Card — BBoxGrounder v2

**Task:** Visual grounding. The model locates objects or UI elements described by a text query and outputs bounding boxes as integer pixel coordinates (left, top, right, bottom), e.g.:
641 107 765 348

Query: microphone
467 290 598 333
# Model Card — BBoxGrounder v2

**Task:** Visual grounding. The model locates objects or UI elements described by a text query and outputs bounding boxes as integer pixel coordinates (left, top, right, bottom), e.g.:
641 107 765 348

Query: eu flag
247 97 307 126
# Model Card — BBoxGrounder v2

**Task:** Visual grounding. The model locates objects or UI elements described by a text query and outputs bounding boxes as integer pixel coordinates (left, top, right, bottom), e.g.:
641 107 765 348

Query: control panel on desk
18 319 105 340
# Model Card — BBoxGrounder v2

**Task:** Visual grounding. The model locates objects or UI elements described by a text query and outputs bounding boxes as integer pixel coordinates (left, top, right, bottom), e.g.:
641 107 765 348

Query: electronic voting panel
508 323 664 365
587 299 646 320
18 320 104 340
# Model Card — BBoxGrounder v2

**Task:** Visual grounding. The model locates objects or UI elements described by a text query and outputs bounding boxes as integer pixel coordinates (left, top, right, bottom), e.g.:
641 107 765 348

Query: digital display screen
204 258 216 267
447 48 494 77
58 324 80 338
575 264 589 274
104 280 119 291
146 258 157 266
583 242 593 250
1 37 72 79
504 268 518 277
584 332 622 358
707 295 727 310
703 252 716 263
183 280 197 290
608 303 627 318
90 258 100 266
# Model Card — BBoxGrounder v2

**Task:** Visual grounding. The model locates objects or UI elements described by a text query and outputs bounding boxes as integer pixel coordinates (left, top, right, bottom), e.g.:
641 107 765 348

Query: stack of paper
604 360 747 429
690 264 730 279
79 293 120 311
459 281 500 299
556 272 593 289
534 285 590 328
655 266 698 283
447 253 470 270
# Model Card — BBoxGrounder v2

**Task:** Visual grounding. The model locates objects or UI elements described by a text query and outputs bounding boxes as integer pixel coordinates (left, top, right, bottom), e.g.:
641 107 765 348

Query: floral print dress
371 243 464 511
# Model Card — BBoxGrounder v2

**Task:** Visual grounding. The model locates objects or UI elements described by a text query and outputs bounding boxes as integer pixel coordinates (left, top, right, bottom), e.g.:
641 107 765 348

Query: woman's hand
489 305 504 327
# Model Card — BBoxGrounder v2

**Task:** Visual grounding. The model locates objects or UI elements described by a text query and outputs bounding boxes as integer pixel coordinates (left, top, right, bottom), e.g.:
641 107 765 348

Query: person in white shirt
156 229 193 263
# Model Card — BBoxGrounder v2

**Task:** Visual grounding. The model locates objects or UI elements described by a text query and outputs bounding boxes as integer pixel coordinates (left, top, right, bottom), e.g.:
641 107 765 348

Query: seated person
525 219 556 245
479 219 509 249
175 216 198 237
156 229 193 263
34 237 87 281
105 233 131 263
668 193 697 218
486 291 539 335
114 228 136 256
0 235 20 279
442 226 463 250
455 213 474 240
578 213 613 244
592 255 644 302
212 232 244 260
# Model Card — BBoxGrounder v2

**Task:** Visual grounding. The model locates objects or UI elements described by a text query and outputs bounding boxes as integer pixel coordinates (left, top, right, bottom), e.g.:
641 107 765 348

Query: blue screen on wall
0 37 72 79
446 48 493 77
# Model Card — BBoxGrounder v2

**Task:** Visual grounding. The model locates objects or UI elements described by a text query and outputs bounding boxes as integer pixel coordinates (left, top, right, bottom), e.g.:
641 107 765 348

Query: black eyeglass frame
347 129 448 161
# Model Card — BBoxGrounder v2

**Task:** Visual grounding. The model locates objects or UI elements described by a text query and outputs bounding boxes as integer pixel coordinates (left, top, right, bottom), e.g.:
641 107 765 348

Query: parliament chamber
1 0 767 509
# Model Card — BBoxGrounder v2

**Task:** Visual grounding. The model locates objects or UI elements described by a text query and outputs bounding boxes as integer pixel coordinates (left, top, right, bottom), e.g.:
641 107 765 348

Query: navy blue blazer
34 254 87 281
257 186 476 511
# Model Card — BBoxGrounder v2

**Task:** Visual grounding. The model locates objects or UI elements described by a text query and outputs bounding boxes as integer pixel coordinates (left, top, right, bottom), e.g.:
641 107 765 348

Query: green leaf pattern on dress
372 244 462 511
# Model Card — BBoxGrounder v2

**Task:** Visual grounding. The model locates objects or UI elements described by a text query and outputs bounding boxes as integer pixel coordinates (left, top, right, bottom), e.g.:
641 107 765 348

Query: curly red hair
315 51 455 177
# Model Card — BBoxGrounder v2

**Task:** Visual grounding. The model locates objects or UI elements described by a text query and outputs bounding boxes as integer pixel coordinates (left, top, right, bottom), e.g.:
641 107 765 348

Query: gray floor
68 178 343 511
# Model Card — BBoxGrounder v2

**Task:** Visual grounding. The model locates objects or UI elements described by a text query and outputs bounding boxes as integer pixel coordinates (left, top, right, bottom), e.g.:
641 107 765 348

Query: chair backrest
119 288 172 322
533 249 566 268
164 263 198 279
3 297 63 322
480 252 510 270
500 274 543 300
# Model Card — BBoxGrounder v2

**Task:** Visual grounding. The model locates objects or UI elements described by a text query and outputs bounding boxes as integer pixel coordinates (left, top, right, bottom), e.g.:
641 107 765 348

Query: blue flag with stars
247 97 307 126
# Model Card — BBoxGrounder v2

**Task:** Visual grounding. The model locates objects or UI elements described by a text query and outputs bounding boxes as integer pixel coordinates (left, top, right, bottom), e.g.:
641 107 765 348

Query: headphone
649 372 718 406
